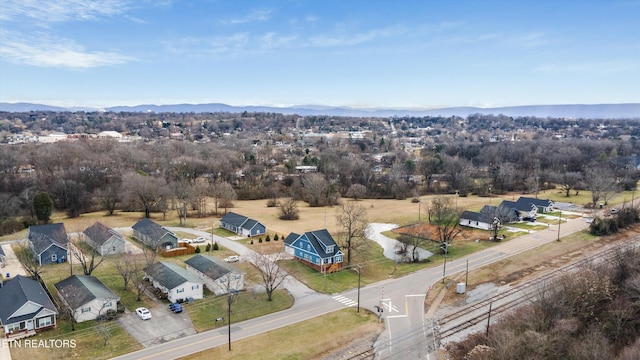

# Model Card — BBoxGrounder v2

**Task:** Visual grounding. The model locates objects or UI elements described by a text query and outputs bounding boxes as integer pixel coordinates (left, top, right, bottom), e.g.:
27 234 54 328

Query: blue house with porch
284 229 343 273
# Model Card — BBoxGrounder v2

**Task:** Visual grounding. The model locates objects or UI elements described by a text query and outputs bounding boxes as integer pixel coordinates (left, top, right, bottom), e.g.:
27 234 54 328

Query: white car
181 238 193 244
194 236 206 243
136 307 151 320
225 255 240 263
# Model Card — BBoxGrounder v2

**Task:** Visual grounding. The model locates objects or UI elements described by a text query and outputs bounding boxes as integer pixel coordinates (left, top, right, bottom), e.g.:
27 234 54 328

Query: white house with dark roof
0 246 5 267
284 229 343 273
0 275 58 338
84 222 126 256
219 212 266 237
185 254 244 295
144 262 203 303
459 211 499 230
27 223 69 265
54 275 120 323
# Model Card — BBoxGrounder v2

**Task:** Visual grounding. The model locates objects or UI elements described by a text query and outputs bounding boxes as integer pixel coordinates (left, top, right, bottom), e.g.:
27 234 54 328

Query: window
177 288 184 293
51 254 57 262
235 275 241 280
104 301 112 307
112 246 116 252
37 317 52 328
326 245 334 253
6 323 20 333
81 307 91 313
192 285 199 290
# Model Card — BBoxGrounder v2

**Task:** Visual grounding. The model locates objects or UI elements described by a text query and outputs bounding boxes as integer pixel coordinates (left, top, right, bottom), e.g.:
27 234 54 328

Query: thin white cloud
222 9 272 25
0 30 134 68
0 0 129 23
536 60 640 74
309 25 406 47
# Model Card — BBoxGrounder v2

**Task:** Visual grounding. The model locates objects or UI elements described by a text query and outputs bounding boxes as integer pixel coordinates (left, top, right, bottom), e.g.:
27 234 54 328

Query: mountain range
1 102 638 119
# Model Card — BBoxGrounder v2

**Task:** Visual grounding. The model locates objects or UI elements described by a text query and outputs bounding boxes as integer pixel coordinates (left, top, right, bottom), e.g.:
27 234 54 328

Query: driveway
367 223 433 261
1 243 27 279
118 303 196 347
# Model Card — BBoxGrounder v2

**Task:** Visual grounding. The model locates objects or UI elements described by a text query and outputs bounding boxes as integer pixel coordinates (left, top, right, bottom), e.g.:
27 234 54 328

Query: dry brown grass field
1 188 604 243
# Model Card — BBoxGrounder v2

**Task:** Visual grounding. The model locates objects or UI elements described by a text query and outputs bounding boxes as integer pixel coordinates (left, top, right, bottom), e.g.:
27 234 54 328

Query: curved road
113 216 589 360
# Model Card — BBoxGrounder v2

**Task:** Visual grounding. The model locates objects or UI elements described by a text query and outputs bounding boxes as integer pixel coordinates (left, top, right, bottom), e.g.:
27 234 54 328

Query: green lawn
185 289 293 332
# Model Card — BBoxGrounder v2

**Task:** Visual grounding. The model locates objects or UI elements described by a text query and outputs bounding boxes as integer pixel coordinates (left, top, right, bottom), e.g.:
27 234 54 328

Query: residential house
27 223 69 265
516 197 554 213
284 229 343 273
0 246 5 267
54 275 120 323
498 200 538 221
219 212 267 237
132 218 178 250
0 275 58 338
144 262 203 303
84 222 126 256
185 254 244 295
459 211 497 230
481 204 519 224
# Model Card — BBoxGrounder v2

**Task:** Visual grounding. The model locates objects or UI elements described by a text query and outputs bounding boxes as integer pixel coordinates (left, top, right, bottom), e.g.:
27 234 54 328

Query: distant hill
1 102 638 119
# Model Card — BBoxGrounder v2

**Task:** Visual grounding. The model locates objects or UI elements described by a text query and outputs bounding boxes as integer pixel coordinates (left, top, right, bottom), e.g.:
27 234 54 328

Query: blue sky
0 0 638 109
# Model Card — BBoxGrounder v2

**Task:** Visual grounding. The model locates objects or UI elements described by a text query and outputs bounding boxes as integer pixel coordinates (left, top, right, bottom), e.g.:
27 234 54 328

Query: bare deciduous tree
397 226 429 262
430 196 462 253
278 197 300 220
69 228 110 276
210 180 236 215
336 201 368 267
15 244 44 280
251 252 289 301
345 183 367 201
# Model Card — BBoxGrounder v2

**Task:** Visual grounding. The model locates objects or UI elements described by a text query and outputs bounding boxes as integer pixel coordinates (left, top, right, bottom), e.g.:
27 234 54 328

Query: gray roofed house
284 229 343 273
219 212 266 237
131 218 178 250
515 197 554 213
84 222 126 256
54 275 120 323
185 254 244 295
499 200 538 220
459 211 498 230
27 223 69 265
144 262 203 303
0 246 5 266
0 275 58 338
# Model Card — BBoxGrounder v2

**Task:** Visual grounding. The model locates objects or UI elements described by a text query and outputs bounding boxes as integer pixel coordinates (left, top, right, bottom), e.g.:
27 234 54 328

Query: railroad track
437 238 639 342
344 347 375 360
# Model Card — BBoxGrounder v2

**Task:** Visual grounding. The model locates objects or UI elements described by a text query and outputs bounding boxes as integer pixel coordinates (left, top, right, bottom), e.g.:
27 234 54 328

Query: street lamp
352 266 361 313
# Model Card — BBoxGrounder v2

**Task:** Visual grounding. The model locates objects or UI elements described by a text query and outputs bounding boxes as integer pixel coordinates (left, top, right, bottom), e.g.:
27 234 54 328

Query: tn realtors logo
1 339 76 349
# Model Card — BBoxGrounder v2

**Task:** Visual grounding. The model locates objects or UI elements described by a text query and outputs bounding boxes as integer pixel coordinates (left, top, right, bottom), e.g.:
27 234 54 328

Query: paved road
113 216 589 359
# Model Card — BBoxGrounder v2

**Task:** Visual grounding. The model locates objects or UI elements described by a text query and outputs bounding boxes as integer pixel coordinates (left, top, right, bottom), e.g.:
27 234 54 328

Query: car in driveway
225 255 240 263
136 307 152 320
169 302 183 313
181 238 193 244
193 236 206 243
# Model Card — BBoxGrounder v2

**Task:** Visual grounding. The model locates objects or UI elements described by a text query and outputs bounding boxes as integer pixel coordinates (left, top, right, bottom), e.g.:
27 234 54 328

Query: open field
181 309 383 360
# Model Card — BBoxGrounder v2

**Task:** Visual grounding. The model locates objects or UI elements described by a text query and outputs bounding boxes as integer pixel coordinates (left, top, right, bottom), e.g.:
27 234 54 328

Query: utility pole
557 211 562 242
352 266 361 313
486 302 493 336
442 253 447 283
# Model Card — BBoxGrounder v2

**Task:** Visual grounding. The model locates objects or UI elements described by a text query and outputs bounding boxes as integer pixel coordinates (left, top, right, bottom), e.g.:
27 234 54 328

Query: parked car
136 307 151 320
169 302 183 313
181 238 193 244
194 236 206 243
225 255 240 263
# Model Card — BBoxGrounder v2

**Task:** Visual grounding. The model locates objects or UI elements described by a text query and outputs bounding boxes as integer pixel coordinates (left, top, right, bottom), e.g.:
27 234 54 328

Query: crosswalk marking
332 295 358 307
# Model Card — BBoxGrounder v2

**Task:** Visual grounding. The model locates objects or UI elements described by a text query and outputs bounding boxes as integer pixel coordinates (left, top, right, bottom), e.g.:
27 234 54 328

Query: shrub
258 238 263 243
266 235 271 242
205 243 211 252
250 239 254 245
195 245 201 253
274 234 279 241
213 242 219 250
